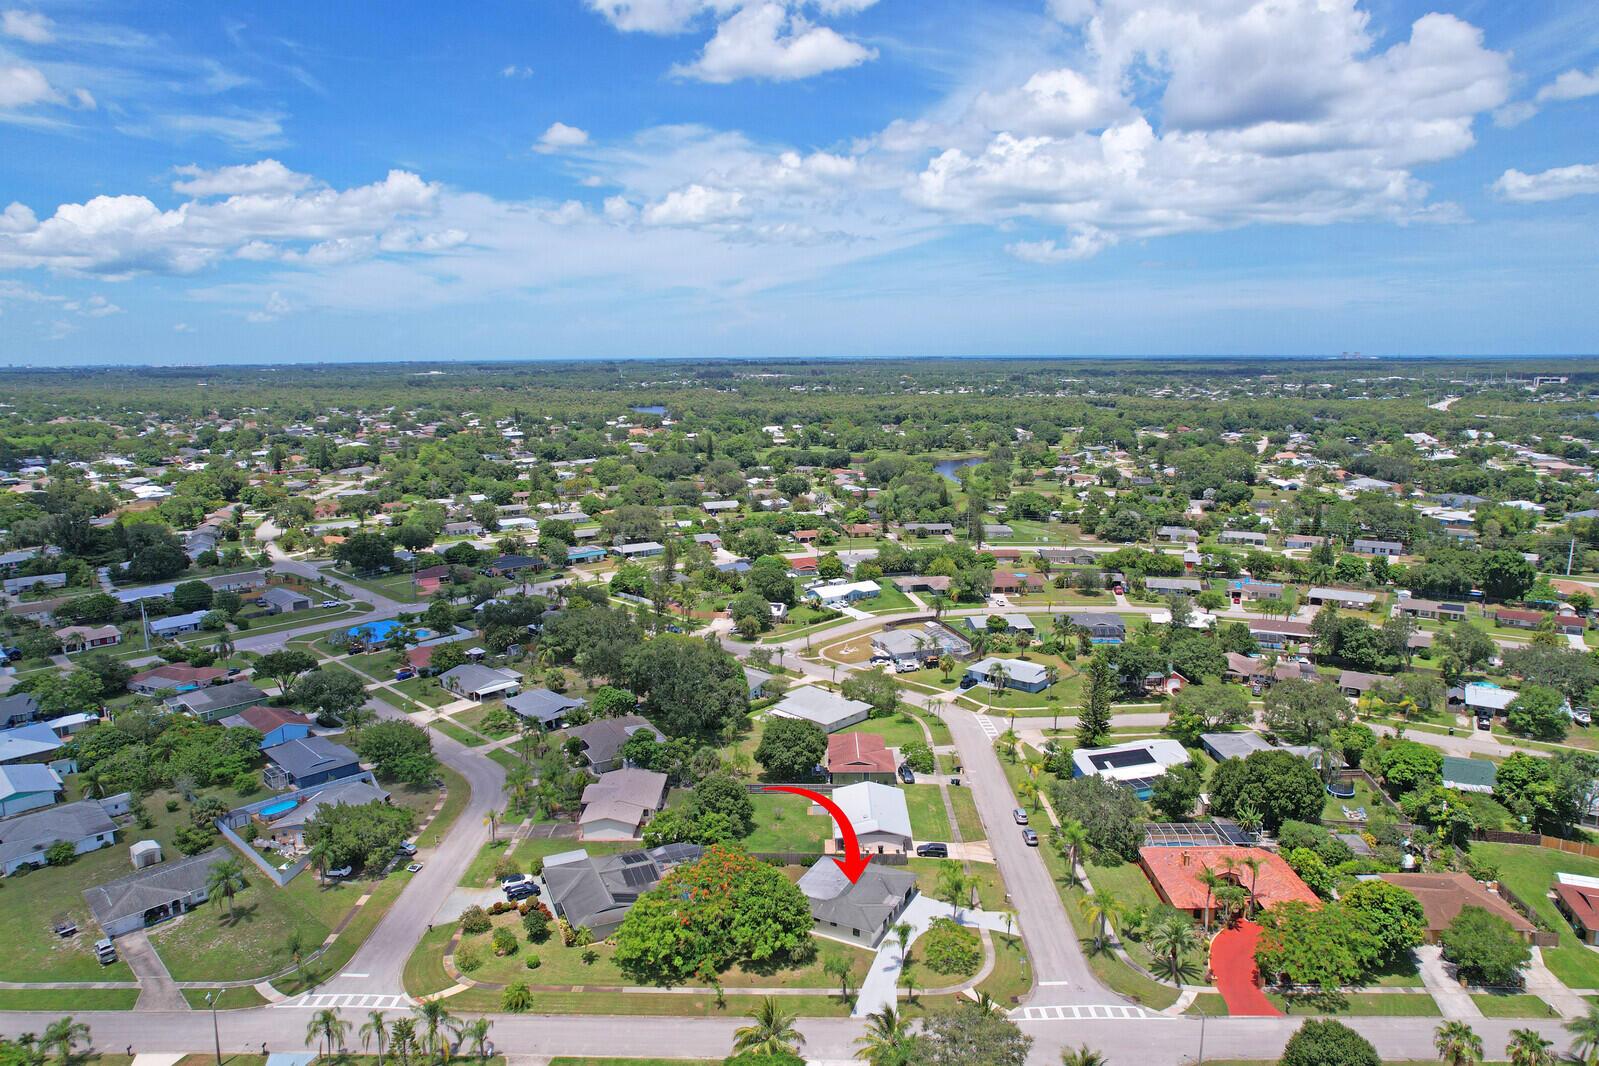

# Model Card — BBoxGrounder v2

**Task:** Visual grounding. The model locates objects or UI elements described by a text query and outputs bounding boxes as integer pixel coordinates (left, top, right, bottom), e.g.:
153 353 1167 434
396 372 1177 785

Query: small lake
632 405 668 416
934 456 984 483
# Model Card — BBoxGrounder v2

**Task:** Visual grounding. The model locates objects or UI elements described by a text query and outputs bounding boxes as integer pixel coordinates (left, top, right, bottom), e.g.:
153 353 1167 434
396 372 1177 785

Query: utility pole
205 989 223 1066
139 599 150 652
1569 537 1576 578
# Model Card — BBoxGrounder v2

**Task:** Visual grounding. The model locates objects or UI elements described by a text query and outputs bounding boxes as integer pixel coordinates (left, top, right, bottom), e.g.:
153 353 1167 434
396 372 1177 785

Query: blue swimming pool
348 620 433 642
259 799 298 818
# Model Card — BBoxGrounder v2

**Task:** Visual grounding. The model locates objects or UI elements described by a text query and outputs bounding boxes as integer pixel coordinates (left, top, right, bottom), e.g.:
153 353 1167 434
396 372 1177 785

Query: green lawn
742 792 830 853
460 839 516 887
905 857 1010 912
904 785 952 842
433 719 487 746
1473 993 1558 1018
392 675 457 708
0 988 139 1011
550 1060 718 1066
1321 777 1385 821
453 703 519 740
1471 842 1599 987
948 786 985 841
327 569 428 603
1268 991 1441 1016
838 714 931 750
864 582 915 614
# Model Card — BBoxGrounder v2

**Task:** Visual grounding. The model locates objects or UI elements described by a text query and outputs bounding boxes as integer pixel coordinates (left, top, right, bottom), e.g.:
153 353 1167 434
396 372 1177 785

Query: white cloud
672 2 874 83
1493 163 1599 203
246 291 290 322
584 0 734 34
1005 227 1113 263
0 168 443 275
0 62 53 108
1493 101 1537 128
501 64 534 79
172 159 314 197
1538 66 1599 103
1 9 52 44
642 183 748 226
173 322 192 332
153 111 286 150
536 122 590 153
62 294 122 317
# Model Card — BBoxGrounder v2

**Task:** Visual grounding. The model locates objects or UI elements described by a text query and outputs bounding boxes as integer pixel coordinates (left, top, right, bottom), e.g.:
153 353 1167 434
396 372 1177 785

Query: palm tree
1057 820 1090 883
1568 1007 1599 1066
306 1008 349 1063
1506 1028 1555 1066
1146 914 1198 982
938 654 955 682
1197 867 1226 933
733 997 805 1056
457 1017 493 1062
899 956 918 1003
988 662 1010 701
389 1019 418 1066
854 1005 915 1066
937 861 969 916
1236 855 1265 918
206 857 248 921
1433 1020 1483 1066
40 1018 90 1063
352 1011 388 1064
823 952 854 1002
1060 1047 1110 1066
412 1001 455 1064
212 630 235 659
1079 892 1120 953
893 921 914 963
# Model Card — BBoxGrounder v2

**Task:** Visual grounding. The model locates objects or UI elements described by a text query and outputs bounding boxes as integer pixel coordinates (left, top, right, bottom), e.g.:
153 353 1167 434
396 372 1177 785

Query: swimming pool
348 620 433 642
259 799 298 819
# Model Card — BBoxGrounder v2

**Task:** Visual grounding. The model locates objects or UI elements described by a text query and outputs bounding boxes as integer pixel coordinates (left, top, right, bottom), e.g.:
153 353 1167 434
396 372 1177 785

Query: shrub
44 840 77 866
493 854 522 881
1441 905 1531 986
922 917 982 977
454 946 483 973
460 906 492 935
523 907 552 943
901 740 935 774
501 981 533 1012
487 901 511 916
524 954 541 970
1278 1020 1379 1066
491 928 518 957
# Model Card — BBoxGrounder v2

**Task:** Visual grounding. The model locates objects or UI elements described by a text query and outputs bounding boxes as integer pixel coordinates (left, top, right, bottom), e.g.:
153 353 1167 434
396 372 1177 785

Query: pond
632 404 668 416
934 456 984 483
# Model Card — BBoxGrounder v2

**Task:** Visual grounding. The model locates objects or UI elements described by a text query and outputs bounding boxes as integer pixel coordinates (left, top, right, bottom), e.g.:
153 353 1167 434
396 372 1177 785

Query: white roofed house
1070 739 1189 800
827 782 913 855
769 687 872 733
439 664 523 701
962 657 1050 693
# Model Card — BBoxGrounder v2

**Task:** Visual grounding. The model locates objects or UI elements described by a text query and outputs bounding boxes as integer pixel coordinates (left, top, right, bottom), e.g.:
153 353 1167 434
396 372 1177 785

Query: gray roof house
0 798 117 876
0 693 40 729
541 843 703 938
506 688 586 729
0 723 63 765
83 847 230 938
798 860 919 947
263 737 362 790
260 778 390 843
0 764 64 817
439 664 523 701
579 768 669 840
769 687 872 733
168 681 269 723
561 715 664 773
260 586 312 614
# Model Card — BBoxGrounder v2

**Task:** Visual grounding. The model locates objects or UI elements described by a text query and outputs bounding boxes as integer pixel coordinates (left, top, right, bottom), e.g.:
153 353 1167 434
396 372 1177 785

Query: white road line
276 993 411 1010
1009 1004 1169 1022
976 714 1000 740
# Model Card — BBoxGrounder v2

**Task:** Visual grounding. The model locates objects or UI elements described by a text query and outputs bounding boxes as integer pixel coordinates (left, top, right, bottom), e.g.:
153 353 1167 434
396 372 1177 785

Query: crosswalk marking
276 993 411 1010
1010 1004 1168 1022
976 714 1000 740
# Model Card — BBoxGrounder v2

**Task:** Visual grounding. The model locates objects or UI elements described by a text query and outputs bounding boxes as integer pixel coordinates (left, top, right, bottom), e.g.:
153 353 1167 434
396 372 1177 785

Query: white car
991 594 1010 607
319 599 340 609
325 865 353 879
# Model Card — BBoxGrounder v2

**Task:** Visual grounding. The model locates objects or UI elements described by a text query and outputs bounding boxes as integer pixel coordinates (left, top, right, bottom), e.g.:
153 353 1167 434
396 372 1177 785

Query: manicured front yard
1471 841 1599 988
838 714 931 750
904 784 953 842
1473 993 1557 1018
743 791 830 853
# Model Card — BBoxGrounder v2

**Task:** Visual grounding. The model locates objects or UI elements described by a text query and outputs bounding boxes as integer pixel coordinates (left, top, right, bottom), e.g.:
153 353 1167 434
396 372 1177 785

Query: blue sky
0 0 1596 363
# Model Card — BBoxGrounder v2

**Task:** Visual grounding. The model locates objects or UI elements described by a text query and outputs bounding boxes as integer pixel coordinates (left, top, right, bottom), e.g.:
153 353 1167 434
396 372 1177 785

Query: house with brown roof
1376 872 1537 944
220 705 313 749
128 664 227 696
1554 874 1599 945
826 733 896 785
54 625 121 653
990 571 1044 594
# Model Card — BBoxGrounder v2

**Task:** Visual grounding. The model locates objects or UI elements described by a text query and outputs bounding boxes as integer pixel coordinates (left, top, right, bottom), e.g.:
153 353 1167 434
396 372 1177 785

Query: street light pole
205 988 223 1066
1195 1007 1206 1065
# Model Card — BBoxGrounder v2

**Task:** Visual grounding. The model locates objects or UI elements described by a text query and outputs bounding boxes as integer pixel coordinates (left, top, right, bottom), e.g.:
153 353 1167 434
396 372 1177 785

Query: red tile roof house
792 529 820 544
827 733 897 785
405 645 437 674
1139 847 1320 925
1554 877 1599 945
1377 872 1537 944
1493 608 1552 631
843 523 877 538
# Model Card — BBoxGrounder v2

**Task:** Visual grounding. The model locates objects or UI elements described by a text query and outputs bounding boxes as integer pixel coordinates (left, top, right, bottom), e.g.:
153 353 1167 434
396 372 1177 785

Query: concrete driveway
852 894 1015 1017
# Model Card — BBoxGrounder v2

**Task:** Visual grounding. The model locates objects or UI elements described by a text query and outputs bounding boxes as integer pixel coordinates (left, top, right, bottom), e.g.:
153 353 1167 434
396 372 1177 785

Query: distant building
0 799 117 876
263 737 362 790
827 733 897 785
439 664 522 701
83 847 231 938
167 681 269 723
507 688 586 730
828 782 913 855
578 768 669 840
1071 739 1189 800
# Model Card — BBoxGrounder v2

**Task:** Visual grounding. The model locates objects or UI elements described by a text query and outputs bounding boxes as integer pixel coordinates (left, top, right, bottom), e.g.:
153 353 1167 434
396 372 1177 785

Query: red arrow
763 785 872 883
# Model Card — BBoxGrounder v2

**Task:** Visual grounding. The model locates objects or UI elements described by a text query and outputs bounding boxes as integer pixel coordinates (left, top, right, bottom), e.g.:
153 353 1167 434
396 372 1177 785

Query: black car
897 763 915 785
915 842 949 858
504 881 539 901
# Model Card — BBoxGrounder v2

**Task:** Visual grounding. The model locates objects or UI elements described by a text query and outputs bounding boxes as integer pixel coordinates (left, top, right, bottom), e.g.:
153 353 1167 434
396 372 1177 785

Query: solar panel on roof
620 865 655 887
1090 749 1156 770
621 853 651 865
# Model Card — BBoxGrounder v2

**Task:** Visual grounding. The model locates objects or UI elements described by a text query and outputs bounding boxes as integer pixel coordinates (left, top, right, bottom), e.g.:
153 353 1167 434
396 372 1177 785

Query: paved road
0 1008 1579 1064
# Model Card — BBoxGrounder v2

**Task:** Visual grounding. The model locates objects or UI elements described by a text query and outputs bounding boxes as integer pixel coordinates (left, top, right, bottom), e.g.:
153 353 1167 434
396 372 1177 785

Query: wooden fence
1538 835 1599 859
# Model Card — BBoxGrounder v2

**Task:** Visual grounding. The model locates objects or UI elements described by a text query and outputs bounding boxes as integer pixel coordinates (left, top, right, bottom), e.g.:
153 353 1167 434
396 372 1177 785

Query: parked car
1012 808 1029 825
325 866 353 879
897 763 915 785
405 862 424 873
320 599 340 609
915 842 949 858
504 881 539 901
991 595 1010 607
397 840 418 856
395 669 416 681
1021 828 1039 846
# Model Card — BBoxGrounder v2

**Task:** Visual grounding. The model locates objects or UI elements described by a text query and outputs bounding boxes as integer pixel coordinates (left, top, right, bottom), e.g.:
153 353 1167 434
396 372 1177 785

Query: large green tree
753 718 826 781
627 634 749 738
1208 750 1324 833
